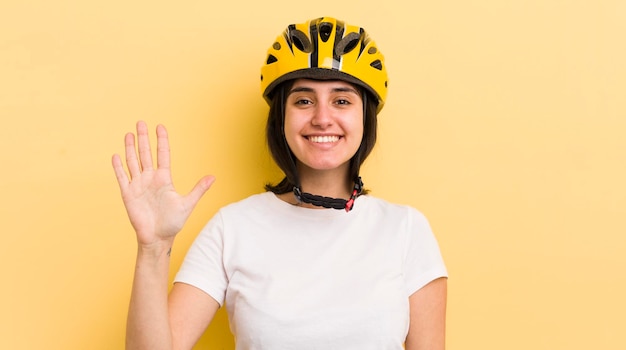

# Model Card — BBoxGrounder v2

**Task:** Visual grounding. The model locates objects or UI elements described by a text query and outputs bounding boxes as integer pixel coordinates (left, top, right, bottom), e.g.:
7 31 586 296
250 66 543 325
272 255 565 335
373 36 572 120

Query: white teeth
308 135 339 143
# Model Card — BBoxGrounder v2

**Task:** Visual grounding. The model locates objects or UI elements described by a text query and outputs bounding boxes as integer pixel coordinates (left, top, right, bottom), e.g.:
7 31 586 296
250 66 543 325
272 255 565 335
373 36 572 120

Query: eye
335 98 351 105
294 98 313 105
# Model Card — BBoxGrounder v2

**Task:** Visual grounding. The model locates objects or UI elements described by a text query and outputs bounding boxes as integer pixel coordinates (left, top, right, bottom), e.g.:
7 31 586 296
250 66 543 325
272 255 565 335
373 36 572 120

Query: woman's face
283 79 364 174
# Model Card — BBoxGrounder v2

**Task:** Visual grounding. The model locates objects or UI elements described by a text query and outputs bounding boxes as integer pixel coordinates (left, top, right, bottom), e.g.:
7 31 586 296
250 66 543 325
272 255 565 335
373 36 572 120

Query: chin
299 159 351 172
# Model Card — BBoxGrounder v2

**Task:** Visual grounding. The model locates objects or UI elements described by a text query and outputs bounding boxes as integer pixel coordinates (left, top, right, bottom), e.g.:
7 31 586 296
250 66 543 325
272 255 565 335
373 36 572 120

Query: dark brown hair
264 79 379 194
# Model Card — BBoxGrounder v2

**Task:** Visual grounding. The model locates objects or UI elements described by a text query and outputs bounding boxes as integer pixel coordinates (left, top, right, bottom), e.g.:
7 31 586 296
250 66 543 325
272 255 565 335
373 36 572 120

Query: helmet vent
289 29 312 53
266 54 278 64
335 32 361 56
370 59 383 70
319 22 333 42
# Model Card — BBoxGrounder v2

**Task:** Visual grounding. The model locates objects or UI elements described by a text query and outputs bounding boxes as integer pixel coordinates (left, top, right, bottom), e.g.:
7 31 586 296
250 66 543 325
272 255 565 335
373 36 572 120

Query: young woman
113 16 448 350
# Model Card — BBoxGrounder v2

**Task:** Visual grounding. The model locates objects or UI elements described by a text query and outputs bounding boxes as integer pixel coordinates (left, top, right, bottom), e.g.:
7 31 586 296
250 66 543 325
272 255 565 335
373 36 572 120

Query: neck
277 163 355 209
297 163 352 199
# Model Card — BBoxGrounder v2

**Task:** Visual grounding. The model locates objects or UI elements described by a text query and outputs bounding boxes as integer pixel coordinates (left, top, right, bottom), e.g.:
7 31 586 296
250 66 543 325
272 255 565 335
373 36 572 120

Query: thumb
184 175 216 209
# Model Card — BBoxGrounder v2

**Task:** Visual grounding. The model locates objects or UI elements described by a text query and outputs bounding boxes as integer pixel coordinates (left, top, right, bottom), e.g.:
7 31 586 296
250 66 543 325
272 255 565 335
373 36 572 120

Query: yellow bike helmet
260 17 388 112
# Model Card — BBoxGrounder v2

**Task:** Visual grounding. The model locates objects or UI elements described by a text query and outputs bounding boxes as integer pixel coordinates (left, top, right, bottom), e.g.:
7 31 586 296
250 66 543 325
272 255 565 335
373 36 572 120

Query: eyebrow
287 85 361 97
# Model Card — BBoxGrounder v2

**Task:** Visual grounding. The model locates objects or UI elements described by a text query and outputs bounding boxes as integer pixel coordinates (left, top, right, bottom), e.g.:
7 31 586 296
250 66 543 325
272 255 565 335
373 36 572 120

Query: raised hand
112 121 215 247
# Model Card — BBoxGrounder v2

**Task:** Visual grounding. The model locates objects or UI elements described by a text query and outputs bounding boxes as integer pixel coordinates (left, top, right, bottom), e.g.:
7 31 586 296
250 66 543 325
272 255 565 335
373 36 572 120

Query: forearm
126 241 175 350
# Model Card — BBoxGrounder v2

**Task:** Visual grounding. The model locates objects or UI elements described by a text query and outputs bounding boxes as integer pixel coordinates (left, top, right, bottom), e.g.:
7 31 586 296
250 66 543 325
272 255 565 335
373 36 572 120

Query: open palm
112 121 214 246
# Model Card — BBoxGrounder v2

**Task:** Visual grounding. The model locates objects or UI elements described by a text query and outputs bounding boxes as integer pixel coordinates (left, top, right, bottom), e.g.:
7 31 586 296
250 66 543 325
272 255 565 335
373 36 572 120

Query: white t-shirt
175 192 447 349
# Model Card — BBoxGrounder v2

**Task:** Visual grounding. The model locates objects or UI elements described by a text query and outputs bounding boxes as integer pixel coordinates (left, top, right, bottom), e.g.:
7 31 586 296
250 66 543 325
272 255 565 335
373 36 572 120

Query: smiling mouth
307 135 340 143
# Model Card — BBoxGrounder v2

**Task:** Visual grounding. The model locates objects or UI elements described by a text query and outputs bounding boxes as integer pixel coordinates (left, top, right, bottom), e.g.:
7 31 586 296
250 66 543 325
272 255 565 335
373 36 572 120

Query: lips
307 135 340 143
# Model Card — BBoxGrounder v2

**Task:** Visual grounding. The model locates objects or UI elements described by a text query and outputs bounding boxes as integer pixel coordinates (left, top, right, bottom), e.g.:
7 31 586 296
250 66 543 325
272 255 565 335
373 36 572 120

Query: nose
311 103 333 127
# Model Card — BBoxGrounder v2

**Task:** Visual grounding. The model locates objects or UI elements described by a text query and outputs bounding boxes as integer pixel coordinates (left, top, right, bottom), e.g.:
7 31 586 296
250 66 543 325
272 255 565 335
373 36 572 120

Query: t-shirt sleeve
174 212 228 306
403 207 448 297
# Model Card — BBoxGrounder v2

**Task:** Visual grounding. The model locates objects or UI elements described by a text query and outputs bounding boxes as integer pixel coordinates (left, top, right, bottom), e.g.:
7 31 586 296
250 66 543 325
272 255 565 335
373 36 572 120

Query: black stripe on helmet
357 28 367 59
309 19 319 68
332 20 345 70
285 25 295 54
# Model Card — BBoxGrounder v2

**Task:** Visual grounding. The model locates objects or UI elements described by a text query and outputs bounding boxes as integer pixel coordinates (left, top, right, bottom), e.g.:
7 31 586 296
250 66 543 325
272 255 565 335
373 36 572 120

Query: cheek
282 113 302 150
283 129 297 152
347 117 365 146
351 130 364 153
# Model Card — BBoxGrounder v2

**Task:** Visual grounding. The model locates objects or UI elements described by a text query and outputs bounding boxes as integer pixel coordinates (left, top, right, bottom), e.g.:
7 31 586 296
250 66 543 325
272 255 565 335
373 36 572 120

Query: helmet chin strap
293 176 363 212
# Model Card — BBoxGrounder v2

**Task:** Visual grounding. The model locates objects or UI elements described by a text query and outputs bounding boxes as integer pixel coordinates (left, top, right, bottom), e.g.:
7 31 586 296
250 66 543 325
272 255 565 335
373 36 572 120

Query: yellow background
1 0 624 349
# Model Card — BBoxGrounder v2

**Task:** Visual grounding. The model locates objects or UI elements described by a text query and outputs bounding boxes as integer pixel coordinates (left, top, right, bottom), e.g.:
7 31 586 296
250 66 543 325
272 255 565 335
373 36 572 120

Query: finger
156 124 171 170
136 121 154 171
184 175 216 209
124 132 141 179
111 154 129 192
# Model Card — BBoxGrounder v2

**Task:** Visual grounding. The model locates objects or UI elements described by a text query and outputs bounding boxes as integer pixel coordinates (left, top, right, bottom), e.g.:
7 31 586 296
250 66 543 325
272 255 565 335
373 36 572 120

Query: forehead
290 78 360 93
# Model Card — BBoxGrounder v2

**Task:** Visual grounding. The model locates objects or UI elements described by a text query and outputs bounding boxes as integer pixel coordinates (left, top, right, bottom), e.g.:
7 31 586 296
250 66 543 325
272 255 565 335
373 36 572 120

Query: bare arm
405 277 448 350
169 283 221 349
127 247 220 350
112 121 216 350
126 241 175 350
